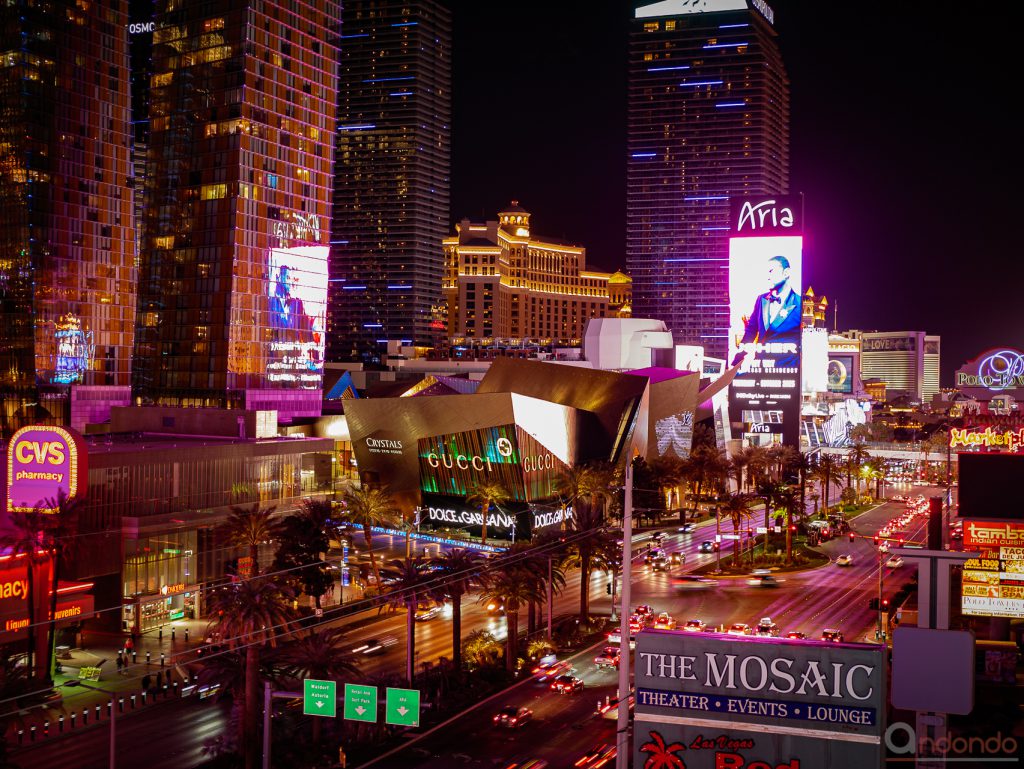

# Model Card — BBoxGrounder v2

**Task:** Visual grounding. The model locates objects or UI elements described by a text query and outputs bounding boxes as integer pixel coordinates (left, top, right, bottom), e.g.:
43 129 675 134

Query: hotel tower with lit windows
133 0 340 420
0 0 138 439
443 203 631 346
327 0 452 364
627 0 789 360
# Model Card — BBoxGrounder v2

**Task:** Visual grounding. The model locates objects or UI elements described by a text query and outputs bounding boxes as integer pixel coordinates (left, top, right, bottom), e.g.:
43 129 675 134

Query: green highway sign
303 679 337 718
343 683 378 722
385 687 420 727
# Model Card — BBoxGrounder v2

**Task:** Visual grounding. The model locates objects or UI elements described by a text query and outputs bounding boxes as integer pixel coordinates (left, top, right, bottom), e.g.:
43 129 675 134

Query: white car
835 554 853 567
885 556 904 569
727 623 752 636
682 619 706 633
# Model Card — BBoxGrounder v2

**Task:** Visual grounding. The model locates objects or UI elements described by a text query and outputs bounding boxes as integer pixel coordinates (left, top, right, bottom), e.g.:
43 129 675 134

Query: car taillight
510 717 517 724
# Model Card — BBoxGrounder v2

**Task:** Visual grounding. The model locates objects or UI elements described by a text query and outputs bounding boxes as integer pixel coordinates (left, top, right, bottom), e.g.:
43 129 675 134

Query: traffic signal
898 539 904 546
868 597 879 610
873 536 880 546
849 532 856 542
881 598 890 613
606 582 612 595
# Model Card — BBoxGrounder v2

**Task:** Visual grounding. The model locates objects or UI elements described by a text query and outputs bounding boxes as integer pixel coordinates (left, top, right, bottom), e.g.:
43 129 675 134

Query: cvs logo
14 440 67 466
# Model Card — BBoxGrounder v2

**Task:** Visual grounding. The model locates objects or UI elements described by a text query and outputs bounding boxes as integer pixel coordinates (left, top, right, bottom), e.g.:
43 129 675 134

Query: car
878 540 891 553
575 743 616 768
835 554 853 567
633 604 654 618
653 612 676 630
652 531 667 544
727 623 752 636
530 652 559 675
352 638 394 656
597 691 635 719
536 659 573 681
628 615 647 634
755 617 779 637
673 575 719 591
950 528 963 541
414 605 442 621
643 549 666 564
682 619 706 633
594 646 621 669
886 556 904 568
550 674 584 694
784 631 807 640
486 600 506 615
746 575 781 587
699 540 719 553
678 523 696 534
493 705 533 728
606 629 636 649
651 557 671 572
505 761 548 769
821 628 845 643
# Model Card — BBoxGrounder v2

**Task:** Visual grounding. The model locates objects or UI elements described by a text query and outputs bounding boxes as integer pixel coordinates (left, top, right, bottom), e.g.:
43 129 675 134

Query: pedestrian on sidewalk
116 652 124 675
124 635 134 657
155 670 163 689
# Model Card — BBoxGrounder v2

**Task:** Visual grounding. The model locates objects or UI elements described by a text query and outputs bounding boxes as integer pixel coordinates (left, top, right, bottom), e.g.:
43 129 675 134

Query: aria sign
956 349 1024 400
6 426 87 513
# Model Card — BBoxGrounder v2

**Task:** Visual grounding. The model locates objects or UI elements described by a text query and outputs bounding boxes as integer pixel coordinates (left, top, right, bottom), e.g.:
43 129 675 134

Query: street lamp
63 680 116 769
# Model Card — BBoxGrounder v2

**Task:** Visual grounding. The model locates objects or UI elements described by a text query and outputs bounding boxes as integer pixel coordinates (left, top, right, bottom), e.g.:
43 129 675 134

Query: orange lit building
443 203 630 346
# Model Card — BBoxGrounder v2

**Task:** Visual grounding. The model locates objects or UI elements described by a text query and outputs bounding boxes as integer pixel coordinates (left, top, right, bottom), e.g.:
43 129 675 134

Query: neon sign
6 426 87 513
51 314 94 384
956 350 1024 391
735 198 796 234
950 427 1024 452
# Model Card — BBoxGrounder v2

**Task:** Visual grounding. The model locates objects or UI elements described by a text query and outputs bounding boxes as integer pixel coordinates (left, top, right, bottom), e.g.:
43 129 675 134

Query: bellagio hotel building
443 202 630 346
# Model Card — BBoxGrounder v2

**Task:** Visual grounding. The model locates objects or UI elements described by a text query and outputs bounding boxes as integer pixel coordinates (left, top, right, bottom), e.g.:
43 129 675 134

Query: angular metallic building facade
0 0 138 437
627 0 789 360
328 0 452 363
133 0 340 419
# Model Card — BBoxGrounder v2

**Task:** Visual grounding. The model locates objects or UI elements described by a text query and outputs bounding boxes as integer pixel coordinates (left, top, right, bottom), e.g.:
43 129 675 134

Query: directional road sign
343 683 378 722
303 679 336 718
385 687 420 727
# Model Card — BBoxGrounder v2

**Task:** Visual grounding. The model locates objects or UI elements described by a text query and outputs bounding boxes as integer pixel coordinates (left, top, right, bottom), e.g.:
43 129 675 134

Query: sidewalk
3 617 210 747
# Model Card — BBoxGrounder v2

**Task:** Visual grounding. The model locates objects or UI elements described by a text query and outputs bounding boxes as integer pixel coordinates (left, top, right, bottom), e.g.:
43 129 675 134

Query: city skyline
449 1 1021 382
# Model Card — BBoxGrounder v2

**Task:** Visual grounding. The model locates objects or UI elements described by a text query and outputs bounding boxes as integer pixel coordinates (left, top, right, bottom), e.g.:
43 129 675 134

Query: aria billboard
728 196 804 447
634 630 886 769
6 426 87 514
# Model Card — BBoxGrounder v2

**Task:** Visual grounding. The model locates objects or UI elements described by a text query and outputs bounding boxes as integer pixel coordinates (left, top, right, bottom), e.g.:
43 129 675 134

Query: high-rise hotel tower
627 0 789 360
0 0 138 437
328 0 452 364
133 0 340 420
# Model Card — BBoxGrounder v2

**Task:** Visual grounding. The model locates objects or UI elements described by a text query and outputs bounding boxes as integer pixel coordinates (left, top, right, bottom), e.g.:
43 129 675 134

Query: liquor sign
728 196 804 448
6 425 87 514
962 521 1024 618
633 630 886 769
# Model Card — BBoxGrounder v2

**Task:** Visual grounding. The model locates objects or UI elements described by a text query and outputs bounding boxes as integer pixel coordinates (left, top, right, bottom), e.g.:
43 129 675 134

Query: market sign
955 348 1024 400
962 521 1024 618
6 426 87 513
950 427 1024 453
633 630 885 769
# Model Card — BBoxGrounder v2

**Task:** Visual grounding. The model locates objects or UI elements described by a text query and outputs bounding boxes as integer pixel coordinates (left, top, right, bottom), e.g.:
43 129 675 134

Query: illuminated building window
201 183 227 200
644 22 659 32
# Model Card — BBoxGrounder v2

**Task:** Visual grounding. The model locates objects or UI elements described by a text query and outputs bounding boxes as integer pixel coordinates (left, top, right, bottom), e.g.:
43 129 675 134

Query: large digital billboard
728 196 804 447
266 245 328 389
962 520 1024 618
634 630 886 769
828 353 855 394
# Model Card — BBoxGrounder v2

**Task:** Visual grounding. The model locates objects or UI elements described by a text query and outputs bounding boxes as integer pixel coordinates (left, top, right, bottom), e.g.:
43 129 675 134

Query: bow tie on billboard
767 294 782 304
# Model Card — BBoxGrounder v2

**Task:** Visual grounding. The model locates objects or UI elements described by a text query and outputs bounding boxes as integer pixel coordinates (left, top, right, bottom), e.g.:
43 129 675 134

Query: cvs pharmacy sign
6 426 87 513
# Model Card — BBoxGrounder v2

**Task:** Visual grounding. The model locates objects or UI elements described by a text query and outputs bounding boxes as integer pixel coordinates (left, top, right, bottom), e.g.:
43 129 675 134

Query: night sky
449 1 1023 383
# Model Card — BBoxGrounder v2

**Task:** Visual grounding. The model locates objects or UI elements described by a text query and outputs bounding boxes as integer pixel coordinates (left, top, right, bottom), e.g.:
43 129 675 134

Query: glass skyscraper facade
133 0 340 419
627 0 789 360
328 0 452 363
0 0 138 438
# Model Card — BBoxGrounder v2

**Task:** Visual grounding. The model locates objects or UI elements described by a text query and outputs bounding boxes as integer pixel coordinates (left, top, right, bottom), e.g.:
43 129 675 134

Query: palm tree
478 567 543 673
504 540 566 635
218 503 279 575
0 510 47 679
340 483 398 591
272 509 332 610
206 576 294 769
809 454 842 514
847 441 871 492
755 480 784 556
466 480 512 546
40 489 81 681
773 485 801 563
562 503 617 621
381 556 434 685
718 493 755 568
279 627 360 742
729 451 750 494
744 445 770 490
689 445 728 511
429 548 484 673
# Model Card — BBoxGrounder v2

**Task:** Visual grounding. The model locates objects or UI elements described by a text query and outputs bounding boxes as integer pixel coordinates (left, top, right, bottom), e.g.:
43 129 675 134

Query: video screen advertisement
266 245 328 389
828 353 855 394
728 196 804 447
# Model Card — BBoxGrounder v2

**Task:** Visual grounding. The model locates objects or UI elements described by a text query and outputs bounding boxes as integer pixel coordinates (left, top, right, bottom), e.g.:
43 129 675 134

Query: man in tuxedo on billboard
733 254 800 368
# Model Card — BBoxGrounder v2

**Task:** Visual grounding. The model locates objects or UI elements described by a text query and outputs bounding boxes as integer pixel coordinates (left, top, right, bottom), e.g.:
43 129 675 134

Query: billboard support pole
615 460 634 769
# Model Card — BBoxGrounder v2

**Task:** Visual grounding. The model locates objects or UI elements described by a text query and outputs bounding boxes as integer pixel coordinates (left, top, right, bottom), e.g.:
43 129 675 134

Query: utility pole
615 460 635 769
546 555 554 642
